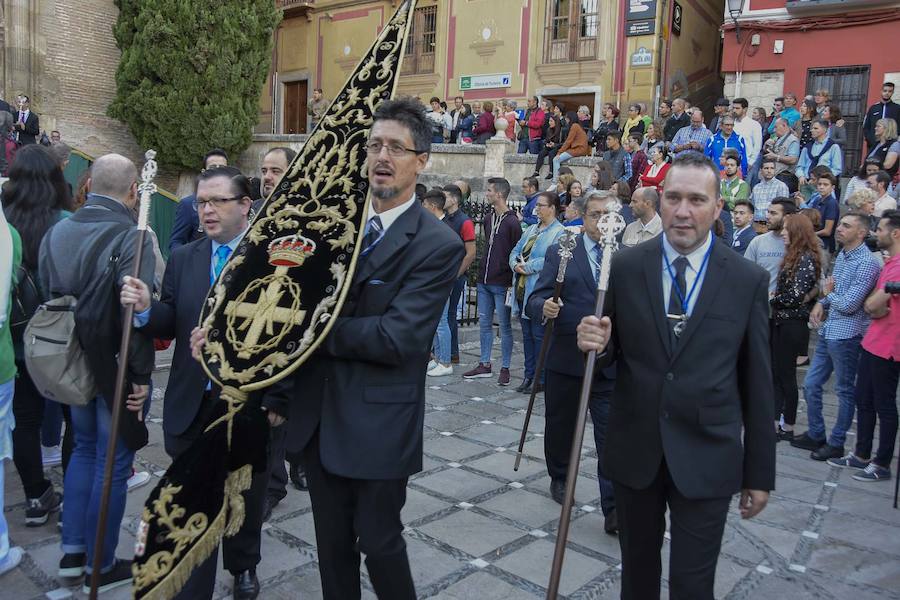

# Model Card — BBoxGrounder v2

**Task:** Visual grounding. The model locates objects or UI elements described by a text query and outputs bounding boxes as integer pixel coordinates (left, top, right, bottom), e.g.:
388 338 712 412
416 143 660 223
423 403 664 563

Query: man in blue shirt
792 212 881 461
796 119 842 188
520 176 541 226
767 95 801 136
705 116 748 176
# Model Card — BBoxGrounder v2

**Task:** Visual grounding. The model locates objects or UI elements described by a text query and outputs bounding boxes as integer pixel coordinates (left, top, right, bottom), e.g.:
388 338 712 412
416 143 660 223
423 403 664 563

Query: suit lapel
353 201 419 287
670 241 728 364
193 240 213 307
574 235 598 293
642 242 673 356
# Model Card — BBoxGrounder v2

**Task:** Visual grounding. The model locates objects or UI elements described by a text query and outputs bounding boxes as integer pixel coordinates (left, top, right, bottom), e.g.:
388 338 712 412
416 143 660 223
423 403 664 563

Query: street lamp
727 0 746 42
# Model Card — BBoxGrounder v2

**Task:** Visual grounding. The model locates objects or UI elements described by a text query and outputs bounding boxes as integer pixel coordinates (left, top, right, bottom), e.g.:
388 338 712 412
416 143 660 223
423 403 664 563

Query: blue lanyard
663 239 714 315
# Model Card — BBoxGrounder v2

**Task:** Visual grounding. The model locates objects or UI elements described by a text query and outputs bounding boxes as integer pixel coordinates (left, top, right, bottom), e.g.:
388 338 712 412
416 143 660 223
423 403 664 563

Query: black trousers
771 318 808 426
854 348 900 467
12 361 73 498
167 395 266 600
544 369 616 515
614 461 731 600
303 432 415 600
534 145 558 175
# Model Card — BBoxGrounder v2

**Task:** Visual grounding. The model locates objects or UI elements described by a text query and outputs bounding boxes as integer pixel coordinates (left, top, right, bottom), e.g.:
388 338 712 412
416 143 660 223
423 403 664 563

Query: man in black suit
122 167 285 599
13 95 40 145
576 153 775 599
526 192 618 533
730 199 757 256
273 99 464 599
168 149 229 252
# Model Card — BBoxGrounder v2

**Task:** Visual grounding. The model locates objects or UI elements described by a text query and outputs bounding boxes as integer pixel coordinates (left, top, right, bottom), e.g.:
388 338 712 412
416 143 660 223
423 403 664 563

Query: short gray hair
638 186 659 210
90 153 137 201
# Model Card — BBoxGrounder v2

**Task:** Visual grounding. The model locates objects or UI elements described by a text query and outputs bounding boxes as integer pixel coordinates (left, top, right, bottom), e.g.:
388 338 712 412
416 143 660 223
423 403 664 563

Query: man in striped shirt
669 110 712 159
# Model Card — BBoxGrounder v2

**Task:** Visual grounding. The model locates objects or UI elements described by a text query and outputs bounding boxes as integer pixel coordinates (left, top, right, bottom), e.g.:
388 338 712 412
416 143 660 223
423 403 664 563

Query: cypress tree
109 1 279 171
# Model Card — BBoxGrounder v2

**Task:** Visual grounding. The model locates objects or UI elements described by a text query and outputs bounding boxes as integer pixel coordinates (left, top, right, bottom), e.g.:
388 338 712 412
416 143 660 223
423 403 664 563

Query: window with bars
544 0 599 64
806 65 870 170
402 5 437 75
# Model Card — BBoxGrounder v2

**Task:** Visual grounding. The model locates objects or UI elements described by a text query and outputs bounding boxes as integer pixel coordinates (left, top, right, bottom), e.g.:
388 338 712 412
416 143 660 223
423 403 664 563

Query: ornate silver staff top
595 199 626 293
554 229 578 283
136 150 158 232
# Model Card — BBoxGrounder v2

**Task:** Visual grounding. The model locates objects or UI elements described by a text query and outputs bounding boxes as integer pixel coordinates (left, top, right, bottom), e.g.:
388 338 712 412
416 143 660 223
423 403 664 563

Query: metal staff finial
136 150 158 232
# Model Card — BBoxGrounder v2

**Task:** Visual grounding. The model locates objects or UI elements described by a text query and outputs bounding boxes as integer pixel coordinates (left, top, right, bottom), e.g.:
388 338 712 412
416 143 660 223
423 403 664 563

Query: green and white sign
459 73 512 91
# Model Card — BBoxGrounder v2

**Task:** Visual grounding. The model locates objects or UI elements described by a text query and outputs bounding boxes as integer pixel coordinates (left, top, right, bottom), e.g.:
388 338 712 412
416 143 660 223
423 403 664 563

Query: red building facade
720 0 900 167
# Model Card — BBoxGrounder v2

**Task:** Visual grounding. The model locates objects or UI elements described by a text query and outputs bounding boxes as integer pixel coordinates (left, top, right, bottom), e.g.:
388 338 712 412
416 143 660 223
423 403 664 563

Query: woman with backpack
0 144 73 528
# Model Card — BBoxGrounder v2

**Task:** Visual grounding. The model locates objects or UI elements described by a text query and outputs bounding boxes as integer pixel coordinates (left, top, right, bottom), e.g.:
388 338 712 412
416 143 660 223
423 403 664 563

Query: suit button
665 372 674 381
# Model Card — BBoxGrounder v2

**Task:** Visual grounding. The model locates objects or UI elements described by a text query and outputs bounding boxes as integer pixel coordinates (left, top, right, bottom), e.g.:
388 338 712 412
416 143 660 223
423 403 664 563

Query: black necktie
668 256 689 342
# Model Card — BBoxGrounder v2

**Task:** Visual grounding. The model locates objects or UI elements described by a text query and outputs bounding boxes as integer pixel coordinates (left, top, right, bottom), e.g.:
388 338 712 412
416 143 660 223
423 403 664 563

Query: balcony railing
277 0 314 18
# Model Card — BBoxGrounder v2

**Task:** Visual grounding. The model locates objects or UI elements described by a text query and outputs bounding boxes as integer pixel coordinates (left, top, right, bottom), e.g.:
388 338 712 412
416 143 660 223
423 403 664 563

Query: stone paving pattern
2 331 899 599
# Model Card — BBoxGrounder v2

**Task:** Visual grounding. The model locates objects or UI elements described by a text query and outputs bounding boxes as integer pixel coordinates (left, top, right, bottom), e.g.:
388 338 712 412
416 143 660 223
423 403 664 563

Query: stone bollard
484 138 506 178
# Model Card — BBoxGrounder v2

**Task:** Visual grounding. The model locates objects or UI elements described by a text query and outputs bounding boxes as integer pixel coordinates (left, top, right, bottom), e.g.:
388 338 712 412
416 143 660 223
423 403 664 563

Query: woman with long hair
794 99 817 148
593 103 620 154
508 191 565 393
641 119 665 153
456 103 475 144
552 111 590 180
621 103 645 140
533 114 561 178
770 213 822 440
823 103 847 149
0 144 73 525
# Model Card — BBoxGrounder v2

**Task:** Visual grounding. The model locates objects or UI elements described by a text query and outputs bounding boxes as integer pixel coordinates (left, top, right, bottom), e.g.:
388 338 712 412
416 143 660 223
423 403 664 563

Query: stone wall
239 134 598 198
723 71 786 109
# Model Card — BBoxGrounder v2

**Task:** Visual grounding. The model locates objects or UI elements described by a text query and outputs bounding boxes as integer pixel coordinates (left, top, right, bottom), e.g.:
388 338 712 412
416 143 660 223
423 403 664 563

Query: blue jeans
431 134 444 144
520 316 545 382
477 283 513 368
0 379 14 564
432 299 451 364
552 152 574 177
803 335 862 448
61 396 141 573
517 139 529 154
448 275 466 358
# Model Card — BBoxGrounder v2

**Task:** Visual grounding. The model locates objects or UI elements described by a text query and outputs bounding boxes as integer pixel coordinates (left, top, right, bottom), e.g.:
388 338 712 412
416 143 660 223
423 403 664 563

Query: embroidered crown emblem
267 234 316 267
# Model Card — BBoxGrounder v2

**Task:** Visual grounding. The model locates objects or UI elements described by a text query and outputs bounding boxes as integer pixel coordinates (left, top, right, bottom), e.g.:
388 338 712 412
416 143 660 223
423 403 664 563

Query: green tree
109 1 279 171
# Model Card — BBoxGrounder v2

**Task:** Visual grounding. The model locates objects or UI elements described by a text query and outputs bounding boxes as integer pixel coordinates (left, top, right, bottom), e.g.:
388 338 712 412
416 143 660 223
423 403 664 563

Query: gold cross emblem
224 266 306 359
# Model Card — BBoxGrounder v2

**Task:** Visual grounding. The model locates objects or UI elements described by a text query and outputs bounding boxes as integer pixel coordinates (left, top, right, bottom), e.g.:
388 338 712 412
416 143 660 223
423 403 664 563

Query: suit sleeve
525 244 560 321
739 270 777 491
320 238 465 366
25 114 40 136
116 229 158 386
169 199 196 252
141 249 181 340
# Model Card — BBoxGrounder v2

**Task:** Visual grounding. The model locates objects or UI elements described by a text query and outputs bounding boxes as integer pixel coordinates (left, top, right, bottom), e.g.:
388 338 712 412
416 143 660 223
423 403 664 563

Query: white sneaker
427 363 453 377
427 359 438 372
0 547 24 576
127 471 151 492
41 445 62 467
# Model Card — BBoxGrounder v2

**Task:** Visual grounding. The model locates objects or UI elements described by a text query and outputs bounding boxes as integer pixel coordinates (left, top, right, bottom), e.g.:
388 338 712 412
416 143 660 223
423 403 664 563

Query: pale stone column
3 0 40 100
484 138 506 178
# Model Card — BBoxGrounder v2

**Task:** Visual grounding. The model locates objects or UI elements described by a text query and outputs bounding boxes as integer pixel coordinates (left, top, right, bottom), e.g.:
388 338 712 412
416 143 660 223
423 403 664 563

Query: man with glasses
705 115 748 176
169 148 229 251
275 98 465 599
121 166 286 599
528 192 619 531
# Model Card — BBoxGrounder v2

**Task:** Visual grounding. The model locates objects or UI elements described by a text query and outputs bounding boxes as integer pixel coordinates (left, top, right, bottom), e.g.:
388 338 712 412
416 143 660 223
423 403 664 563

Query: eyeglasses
365 141 424 157
585 211 605 221
192 195 244 210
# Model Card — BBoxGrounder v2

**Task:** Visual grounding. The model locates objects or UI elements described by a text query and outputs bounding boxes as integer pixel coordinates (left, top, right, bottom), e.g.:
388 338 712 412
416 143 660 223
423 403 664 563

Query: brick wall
33 0 178 188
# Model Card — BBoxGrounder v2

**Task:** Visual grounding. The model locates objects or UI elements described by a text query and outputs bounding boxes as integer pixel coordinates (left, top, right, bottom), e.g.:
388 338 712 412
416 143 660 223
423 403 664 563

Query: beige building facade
263 0 724 133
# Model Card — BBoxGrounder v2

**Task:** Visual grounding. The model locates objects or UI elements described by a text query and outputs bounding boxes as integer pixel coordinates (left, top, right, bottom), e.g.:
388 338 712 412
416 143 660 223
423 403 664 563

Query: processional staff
513 229 578 471
87 150 157 600
545 201 625 599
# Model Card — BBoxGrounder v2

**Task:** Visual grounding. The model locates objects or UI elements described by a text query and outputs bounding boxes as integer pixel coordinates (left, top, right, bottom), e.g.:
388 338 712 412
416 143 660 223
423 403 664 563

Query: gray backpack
23 225 124 406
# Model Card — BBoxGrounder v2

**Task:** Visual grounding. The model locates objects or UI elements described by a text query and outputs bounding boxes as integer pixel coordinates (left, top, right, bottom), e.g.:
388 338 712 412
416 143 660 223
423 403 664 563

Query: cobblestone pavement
2 330 899 599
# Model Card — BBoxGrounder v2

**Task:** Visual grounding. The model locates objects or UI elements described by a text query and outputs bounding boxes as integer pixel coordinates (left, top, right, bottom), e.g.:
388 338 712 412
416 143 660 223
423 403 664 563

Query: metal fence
456 194 525 326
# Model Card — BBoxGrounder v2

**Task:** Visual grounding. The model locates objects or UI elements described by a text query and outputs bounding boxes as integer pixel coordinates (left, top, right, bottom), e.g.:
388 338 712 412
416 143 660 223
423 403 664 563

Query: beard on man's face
371 184 399 200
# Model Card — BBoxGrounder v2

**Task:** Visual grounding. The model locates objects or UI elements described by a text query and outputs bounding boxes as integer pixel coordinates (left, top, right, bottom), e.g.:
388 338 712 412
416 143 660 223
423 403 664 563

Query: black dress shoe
290 461 308 491
233 569 260 600
515 378 534 393
811 444 844 462
604 508 618 535
262 495 279 522
550 480 566 505
776 426 794 442
790 432 826 451
545 173 554 180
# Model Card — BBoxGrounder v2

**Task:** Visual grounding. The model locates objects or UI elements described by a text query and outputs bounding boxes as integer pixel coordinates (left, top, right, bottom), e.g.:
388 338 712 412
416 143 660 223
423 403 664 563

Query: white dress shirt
661 232 713 317
733 116 762 164
368 193 416 234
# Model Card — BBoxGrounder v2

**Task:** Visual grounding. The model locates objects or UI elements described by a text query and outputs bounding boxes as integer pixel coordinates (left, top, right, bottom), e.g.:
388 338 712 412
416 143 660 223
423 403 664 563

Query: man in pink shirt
830 209 900 480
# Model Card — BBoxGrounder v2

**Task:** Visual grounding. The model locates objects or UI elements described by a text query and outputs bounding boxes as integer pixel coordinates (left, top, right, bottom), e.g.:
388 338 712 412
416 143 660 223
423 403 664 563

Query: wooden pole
88 150 157 600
